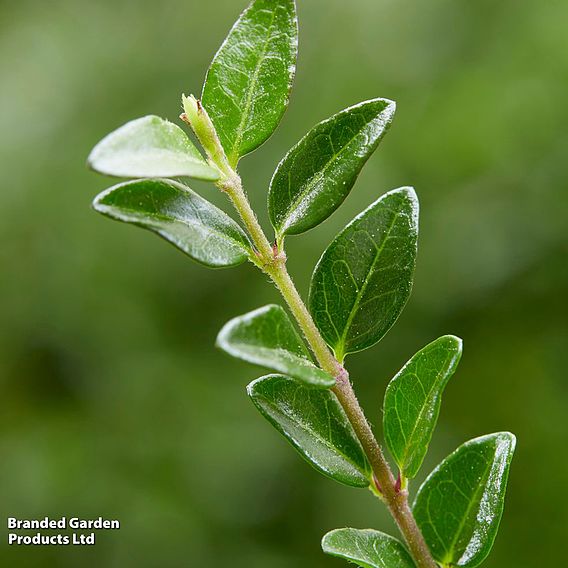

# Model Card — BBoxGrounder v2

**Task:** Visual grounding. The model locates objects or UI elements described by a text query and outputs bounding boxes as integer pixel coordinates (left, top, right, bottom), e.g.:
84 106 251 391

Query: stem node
335 365 350 387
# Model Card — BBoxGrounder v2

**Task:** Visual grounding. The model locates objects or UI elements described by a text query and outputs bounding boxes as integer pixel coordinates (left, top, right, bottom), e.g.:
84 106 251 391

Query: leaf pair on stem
88 1 516 567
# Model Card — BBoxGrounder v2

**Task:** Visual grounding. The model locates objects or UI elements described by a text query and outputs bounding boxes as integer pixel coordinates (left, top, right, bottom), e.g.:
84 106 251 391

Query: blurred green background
1 0 566 566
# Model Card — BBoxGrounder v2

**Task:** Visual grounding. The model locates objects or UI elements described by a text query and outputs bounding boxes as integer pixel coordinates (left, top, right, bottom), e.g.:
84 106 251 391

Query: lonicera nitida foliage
88 1 516 566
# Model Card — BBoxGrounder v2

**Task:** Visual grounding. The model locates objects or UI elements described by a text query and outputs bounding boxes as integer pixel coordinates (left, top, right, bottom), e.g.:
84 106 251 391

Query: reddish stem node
395 473 402 493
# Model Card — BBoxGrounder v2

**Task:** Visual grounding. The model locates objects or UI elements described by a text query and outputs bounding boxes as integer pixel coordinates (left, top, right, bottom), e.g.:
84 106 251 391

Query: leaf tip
477 431 517 451
246 374 276 399
182 94 200 122
380 96 397 117
86 141 103 175
495 431 517 452
85 151 96 172
320 528 337 550
214 328 227 352
441 334 464 354
361 96 397 126
91 184 114 214
397 186 419 229
398 185 418 202
245 376 263 398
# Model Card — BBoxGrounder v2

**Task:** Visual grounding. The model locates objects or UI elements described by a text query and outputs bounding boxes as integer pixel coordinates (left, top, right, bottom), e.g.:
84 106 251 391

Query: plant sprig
88 2 516 567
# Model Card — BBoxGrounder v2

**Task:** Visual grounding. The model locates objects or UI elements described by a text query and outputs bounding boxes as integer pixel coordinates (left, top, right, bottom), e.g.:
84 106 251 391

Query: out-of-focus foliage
0 0 566 566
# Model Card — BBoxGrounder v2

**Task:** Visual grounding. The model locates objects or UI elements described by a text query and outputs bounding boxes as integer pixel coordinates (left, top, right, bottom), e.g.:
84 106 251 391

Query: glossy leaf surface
413 433 516 567
384 335 463 479
309 188 418 361
93 179 251 268
88 115 219 180
247 375 371 487
269 99 395 237
322 528 416 568
202 0 298 165
217 305 335 387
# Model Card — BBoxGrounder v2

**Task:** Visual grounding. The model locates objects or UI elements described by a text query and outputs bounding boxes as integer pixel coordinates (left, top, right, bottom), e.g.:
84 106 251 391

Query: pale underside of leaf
384 335 463 479
247 375 371 487
88 115 219 180
93 178 251 268
413 432 516 567
322 528 416 568
217 305 335 387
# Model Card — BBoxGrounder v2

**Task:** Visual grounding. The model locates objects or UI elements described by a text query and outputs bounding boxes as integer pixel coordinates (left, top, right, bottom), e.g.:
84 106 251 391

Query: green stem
225 173 438 568
226 178 274 261
189 114 438 568
333 382 438 568
269 265 339 375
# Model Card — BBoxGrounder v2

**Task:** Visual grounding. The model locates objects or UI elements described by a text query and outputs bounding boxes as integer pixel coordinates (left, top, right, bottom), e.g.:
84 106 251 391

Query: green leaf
384 335 463 479
217 305 335 388
322 528 416 568
247 374 371 487
88 115 219 181
413 432 516 568
269 99 396 238
309 187 418 361
202 0 298 166
93 178 251 268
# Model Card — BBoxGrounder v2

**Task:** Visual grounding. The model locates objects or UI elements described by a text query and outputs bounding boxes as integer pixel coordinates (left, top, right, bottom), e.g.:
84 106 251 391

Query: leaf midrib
260 392 369 480
232 343 318 370
235 345 334 386
278 112 380 233
100 203 250 253
229 8 277 165
336 209 401 359
443 453 493 564
400 353 452 473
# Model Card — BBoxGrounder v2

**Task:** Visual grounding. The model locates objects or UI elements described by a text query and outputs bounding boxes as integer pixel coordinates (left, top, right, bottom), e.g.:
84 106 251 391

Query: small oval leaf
247 374 371 487
269 99 396 237
202 0 298 165
88 115 219 181
93 179 251 268
322 528 416 568
217 305 335 388
384 335 463 479
309 187 418 361
413 432 516 568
